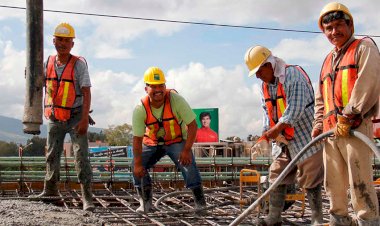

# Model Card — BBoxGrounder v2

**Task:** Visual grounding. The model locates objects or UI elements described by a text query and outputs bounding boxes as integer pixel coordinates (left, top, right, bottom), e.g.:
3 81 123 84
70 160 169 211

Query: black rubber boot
28 180 59 199
81 183 95 211
257 184 286 226
191 186 207 215
136 185 153 214
306 184 323 225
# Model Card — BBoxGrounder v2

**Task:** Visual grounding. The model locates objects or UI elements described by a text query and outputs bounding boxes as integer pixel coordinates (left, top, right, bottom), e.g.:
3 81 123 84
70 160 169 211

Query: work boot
356 216 380 226
191 186 207 211
81 183 95 211
136 185 153 214
257 184 287 226
306 184 324 225
330 214 357 226
28 181 59 199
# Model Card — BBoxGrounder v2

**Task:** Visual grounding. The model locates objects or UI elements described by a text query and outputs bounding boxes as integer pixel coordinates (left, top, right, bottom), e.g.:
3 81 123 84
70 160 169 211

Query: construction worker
132 67 206 213
30 23 94 211
312 2 380 225
245 45 324 225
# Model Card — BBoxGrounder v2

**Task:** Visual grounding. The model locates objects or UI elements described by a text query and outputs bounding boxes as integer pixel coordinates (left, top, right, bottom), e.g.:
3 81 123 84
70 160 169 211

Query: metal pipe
229 130 380 226
22 0 44 135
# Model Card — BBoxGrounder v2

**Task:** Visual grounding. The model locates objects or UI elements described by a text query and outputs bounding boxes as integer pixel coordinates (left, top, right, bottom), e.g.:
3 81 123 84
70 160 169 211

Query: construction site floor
0 182 344 226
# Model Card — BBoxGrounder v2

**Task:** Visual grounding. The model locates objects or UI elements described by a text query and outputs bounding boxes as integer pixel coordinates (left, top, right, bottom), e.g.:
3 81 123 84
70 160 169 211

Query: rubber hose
229 130 380 226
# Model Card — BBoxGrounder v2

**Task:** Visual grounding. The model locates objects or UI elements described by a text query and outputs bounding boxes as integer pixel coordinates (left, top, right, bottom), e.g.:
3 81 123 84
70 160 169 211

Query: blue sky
1 0 379 140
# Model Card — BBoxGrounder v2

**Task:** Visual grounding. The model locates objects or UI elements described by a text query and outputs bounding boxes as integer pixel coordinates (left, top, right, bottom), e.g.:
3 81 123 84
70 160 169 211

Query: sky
1 0 380 141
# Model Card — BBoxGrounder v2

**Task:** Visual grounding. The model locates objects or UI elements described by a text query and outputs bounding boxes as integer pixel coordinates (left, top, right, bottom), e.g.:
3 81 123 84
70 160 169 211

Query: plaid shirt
261 65 321 162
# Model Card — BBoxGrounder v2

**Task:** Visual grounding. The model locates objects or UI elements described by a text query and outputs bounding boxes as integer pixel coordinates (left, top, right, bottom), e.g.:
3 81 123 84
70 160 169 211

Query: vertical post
23 0 44 135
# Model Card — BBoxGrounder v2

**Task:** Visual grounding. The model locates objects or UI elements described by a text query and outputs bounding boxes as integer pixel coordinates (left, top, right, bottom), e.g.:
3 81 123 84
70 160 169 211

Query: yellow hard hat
144 67 166 85
244 45 272 77
318 2 353 31
54 23 75 38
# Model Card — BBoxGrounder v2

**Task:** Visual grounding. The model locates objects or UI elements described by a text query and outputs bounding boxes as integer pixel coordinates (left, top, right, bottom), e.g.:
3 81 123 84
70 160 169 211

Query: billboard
193 108 219 142
89 146 133 157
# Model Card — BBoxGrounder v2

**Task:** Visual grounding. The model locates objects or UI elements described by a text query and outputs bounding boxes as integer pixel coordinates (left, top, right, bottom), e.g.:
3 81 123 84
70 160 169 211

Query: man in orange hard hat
312 2 380 225
132 67 206 214
245 45 324 225
30 23 95 211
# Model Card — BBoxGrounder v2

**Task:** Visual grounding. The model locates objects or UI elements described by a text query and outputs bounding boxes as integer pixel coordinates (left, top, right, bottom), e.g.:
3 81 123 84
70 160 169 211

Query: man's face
322 19 353 49
145 84 166 104
53 36 74 55
201 116 211 128
256 63 275 84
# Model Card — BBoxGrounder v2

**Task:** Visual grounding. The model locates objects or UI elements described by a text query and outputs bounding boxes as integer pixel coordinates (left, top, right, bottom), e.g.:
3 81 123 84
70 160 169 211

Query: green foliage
0 141 18 156
24 136 46 156
104 123 133 146
88 130 106 142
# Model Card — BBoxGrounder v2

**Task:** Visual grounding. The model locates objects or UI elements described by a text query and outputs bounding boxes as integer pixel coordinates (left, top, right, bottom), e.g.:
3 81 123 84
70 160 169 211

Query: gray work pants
45 109 92 185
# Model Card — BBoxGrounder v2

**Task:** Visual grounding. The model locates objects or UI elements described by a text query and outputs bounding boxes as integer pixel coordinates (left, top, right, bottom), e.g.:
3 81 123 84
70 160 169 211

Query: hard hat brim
146 81 166 85
248 64 262 77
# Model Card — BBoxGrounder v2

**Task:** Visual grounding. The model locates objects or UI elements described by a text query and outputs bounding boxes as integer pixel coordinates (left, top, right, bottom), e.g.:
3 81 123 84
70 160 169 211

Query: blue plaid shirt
261 65 321 162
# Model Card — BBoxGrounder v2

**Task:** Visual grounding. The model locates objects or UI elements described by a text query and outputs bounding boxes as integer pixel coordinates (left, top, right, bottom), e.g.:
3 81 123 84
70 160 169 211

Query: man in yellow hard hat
132 67 206 214
312 2 380 225
30 23 95 211
245 45 324 225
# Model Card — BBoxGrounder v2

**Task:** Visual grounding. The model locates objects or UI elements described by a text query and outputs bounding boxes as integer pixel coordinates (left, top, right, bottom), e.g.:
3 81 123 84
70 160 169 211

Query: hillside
0 115 103 144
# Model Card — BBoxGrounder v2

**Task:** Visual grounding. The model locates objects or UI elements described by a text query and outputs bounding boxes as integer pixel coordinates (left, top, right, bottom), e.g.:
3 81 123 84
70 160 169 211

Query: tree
0 141 18 156
24 136 46 156
88 130 106 142
104 123 133 146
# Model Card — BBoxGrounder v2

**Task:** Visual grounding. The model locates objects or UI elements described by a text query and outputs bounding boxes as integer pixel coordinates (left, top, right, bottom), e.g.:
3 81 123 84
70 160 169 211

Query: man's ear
144 86 148 93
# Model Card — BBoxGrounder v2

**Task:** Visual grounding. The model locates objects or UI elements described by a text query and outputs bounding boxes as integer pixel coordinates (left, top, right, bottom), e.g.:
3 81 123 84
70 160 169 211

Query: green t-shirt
132 92 196 139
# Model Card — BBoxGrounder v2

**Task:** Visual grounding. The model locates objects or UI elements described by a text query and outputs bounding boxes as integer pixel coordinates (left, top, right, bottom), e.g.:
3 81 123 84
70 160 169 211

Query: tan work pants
324 117 379 220
269 147 324 189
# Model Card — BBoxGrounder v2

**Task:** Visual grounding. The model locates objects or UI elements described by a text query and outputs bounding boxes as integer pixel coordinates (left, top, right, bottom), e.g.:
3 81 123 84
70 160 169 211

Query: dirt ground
0 199 106 226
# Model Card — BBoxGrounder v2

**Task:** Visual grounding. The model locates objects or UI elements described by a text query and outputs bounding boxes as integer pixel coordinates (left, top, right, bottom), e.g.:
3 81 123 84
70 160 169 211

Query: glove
275 134 288 145
251 136 270 159
334 114 352 137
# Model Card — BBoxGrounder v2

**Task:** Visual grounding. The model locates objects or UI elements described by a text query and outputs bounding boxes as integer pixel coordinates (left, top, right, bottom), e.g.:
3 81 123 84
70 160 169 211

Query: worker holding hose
312 2 380 226
244 45 324 225
132 67 206 214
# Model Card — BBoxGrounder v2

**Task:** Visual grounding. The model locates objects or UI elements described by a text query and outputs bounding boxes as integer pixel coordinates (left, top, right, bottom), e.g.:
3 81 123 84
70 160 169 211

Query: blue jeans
132 141 202 189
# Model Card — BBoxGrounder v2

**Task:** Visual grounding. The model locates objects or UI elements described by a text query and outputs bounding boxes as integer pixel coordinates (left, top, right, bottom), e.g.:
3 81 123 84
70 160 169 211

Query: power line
1 4 380 37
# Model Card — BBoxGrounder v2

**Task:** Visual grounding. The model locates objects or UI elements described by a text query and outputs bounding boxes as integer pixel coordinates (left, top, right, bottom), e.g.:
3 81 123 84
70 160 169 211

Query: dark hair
322 11 351 26
199 112 211 121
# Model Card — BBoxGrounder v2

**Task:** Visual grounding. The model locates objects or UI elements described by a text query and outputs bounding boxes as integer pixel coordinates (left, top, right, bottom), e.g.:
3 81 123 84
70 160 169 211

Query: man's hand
133 162 146 178
179 150 192 166
311 127 322 138
76 118 89 135
334 114 352 137
251 136 270 159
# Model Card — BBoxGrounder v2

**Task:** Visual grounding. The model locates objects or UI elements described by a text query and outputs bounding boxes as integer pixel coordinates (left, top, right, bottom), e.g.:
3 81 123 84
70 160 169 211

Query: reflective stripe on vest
262 65 312 140
320 39 362 132
142 90 183 146
44 54 78 121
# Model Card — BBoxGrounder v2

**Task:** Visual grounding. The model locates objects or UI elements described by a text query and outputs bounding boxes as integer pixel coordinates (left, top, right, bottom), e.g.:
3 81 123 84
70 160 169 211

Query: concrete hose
229 130 380 226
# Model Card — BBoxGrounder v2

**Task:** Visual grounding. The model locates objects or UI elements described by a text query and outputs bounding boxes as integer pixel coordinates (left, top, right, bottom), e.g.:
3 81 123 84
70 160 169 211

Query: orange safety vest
44 54 79 121
262 65 312 140
320 39 365 132
142 90 183 146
